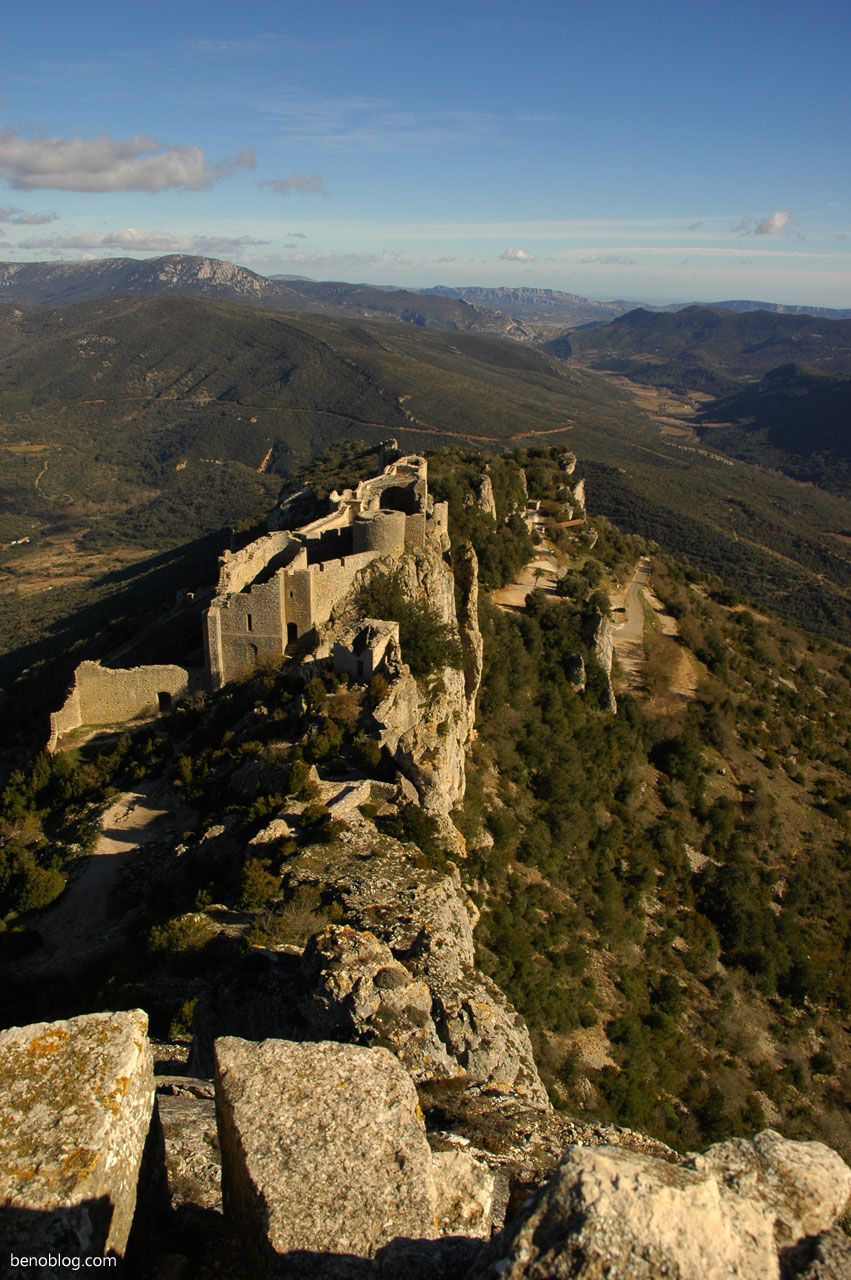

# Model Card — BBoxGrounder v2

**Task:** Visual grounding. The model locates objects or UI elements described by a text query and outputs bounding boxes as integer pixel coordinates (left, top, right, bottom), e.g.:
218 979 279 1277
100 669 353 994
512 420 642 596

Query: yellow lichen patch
60 1147 100 1180
100 1076 131 1116
29 1029 71 1056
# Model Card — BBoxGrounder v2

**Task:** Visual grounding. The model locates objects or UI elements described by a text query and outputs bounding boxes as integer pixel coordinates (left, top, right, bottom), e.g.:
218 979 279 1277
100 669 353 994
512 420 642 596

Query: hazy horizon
2 0 849 308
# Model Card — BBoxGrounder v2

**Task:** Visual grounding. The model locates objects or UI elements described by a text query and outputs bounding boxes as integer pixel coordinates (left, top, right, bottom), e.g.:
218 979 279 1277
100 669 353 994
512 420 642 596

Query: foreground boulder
468 1131 851 1280
685 1128 851 1253
215 1038 442 1275
0 1009 154 1262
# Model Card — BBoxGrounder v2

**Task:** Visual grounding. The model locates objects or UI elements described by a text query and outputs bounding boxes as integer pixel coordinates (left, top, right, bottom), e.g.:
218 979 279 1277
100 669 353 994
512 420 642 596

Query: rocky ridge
3 460 851 1275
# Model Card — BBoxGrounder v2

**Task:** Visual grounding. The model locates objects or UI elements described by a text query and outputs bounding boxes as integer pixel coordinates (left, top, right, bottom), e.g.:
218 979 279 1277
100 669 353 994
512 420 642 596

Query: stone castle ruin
48 447 446 750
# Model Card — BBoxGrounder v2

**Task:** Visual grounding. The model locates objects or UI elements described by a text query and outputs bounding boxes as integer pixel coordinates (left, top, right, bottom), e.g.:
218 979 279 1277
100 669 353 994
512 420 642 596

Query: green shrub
148 913 215 954
358 572 463 680
238 858 281 910
17 860 64 913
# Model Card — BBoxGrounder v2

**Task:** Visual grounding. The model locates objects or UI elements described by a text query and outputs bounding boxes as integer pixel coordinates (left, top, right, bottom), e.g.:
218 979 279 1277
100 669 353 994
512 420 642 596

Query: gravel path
21 780 190 980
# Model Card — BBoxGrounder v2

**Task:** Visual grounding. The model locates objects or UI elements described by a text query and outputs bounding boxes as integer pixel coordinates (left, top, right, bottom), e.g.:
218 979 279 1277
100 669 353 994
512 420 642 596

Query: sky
1 0 850 306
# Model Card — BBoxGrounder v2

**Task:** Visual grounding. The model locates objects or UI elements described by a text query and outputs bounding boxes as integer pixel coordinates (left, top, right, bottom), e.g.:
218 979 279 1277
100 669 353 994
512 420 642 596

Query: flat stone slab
215 1038 439 1274
0 1009 154 1259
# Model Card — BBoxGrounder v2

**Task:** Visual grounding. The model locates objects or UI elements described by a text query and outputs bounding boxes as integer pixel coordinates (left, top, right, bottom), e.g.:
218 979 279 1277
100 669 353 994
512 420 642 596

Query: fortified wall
47 661 198 753
48 449 447 748
203 451 445 689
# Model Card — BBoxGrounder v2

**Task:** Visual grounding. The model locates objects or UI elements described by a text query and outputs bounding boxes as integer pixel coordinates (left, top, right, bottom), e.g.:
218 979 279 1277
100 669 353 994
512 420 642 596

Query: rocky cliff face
326 535 481 816
582 610 617 712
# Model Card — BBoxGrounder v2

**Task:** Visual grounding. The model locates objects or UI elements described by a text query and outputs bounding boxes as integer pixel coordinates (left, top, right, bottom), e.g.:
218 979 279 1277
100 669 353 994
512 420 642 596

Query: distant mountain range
420 286 851 328
419 285 630 326
1 255 847 333
554 305 851 395
0 256 522 337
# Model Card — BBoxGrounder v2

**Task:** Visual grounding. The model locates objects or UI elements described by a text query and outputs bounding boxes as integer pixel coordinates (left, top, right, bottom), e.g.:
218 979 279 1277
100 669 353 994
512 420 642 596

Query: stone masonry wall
216 531 295 595
208 575 286 687
48 661 190 750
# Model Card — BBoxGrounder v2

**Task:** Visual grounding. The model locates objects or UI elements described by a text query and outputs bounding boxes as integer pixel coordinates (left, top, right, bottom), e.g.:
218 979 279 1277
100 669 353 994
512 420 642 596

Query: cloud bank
500 245 535 261
16 227 268 254
0 130 255 192
0 203 58 225
261 172 328 197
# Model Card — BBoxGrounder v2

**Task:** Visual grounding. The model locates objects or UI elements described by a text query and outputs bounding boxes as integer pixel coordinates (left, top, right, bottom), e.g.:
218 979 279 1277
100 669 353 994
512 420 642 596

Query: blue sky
1 0 849 305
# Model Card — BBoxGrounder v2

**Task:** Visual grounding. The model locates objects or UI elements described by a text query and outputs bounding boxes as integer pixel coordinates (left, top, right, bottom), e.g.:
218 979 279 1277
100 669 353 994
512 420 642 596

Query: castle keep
204 451 443 689
48 450 446 748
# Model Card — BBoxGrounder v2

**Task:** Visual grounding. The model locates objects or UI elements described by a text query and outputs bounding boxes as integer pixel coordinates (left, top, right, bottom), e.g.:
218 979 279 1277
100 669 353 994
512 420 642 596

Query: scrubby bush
238 858 281 910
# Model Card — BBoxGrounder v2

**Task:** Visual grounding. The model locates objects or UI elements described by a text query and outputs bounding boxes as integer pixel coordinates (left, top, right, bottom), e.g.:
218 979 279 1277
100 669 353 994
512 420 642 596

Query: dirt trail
20 780 193 980
493 513 561 609
611 558 698 698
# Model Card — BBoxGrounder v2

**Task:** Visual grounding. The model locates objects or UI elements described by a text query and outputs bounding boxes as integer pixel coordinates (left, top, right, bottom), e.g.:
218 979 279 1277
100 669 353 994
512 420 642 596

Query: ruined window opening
157 691 172 712
247 614 253 632
287 623 298 644
248 643 258 658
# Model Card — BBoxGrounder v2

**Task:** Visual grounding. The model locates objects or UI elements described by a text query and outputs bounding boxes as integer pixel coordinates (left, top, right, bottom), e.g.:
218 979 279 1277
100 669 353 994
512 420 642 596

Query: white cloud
755 209 797 236
16 227 268 253
0 129 255 192
500 246 535 261
735 210 799 237
260 173 328 197
0 203 58 225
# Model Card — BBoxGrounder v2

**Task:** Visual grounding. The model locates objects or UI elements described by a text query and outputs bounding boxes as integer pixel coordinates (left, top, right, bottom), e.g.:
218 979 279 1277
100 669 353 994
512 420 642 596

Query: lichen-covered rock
300 924 458 1083
281 835 477 987
214 1037 439 1275
187 832 550 1104
433 971 550 1109
685 1128 851 1250
468 1142 777 1280
431 1149 493 1237
784 1227 851 1280
0 1009 154 1260
157 1081 221 1212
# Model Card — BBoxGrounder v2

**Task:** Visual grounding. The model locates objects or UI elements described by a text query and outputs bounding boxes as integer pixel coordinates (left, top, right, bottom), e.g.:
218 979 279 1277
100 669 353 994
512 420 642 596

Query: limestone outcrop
0 1009 154 1260
467 1132 851 1280
582 609 617 712
341 540 481 815
157 1078 221 1213
189 828 550 1106
474 472 497 520
213 1036 487 1276
300 924 458 1082
684 1128 851 1253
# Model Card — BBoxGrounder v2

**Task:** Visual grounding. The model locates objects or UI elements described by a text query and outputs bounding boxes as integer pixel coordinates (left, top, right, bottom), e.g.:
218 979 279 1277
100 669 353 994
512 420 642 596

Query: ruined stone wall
209 574 286 687
333 619 400 682
308 550 381 629
48 660 190 750
216 531 295 595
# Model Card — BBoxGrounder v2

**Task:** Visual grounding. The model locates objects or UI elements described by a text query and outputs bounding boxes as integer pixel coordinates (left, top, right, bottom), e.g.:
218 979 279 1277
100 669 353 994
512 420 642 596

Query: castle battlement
48 452 443 747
